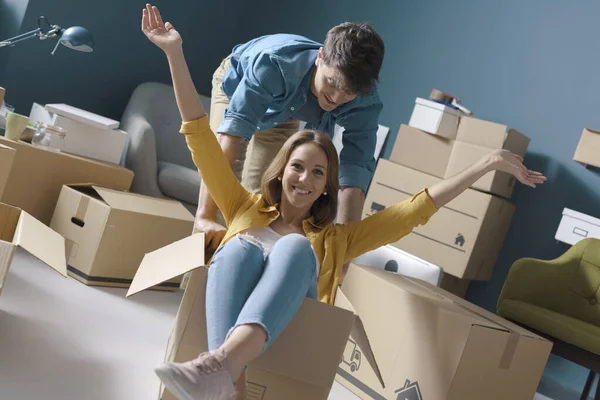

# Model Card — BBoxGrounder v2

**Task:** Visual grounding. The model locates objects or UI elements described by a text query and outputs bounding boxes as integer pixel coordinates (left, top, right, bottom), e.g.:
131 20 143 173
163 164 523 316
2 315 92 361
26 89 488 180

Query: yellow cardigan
181 116 438 304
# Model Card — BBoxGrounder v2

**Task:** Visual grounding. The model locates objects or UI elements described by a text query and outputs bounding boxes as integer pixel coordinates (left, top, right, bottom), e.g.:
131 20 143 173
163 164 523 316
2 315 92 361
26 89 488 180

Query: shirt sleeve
336 101 382 192
180 116 252 226
341 189 438 263
217 52 286 140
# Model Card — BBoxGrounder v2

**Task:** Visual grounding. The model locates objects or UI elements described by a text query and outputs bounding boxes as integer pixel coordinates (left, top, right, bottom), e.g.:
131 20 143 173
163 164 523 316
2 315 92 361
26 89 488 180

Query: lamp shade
59 26 94 52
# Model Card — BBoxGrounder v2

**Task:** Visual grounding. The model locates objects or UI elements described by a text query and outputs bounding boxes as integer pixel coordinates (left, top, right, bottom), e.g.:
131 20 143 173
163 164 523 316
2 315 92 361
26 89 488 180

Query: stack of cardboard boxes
363 98 530 297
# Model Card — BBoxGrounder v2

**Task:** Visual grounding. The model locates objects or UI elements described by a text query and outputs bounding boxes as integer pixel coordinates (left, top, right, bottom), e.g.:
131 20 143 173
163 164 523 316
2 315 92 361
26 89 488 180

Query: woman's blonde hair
261 130 340 227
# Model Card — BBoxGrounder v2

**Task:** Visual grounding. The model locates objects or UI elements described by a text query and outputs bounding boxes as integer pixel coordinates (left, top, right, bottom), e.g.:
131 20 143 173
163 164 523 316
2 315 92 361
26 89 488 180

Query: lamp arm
0 28 43 47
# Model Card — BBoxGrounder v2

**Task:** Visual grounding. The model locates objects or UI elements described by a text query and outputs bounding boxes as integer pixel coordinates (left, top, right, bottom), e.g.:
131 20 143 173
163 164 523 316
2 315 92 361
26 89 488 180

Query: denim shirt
218 34 383 193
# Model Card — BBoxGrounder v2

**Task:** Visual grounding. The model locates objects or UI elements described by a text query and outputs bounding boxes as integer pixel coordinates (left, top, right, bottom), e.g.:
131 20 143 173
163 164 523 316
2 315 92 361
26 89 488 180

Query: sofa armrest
123 115 164 198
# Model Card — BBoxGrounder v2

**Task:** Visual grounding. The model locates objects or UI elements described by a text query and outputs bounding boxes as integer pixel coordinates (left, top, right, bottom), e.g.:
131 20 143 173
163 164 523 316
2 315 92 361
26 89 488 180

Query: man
197 22 385 250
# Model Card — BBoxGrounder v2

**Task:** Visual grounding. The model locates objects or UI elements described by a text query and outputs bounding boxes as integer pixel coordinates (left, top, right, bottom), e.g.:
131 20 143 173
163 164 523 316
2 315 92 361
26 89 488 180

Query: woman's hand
487 149 547 188
141 3 182 55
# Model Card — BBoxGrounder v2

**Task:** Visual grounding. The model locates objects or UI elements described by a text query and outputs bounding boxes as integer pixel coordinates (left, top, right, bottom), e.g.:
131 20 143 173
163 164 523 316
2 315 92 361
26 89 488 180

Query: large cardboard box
456 116 530 154
446 117 529 199
445 141 517 199
0 137 133 224
0 202 67 296
29 102 127 165
126 234 383 400
389 124 454 178
573 128 600 168
364 159 515 280
50 184 194 289
336 264 553 400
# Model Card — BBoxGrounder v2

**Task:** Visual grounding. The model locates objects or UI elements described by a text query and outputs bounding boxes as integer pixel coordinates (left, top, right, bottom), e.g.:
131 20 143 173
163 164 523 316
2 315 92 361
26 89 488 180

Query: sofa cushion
157 161 201 206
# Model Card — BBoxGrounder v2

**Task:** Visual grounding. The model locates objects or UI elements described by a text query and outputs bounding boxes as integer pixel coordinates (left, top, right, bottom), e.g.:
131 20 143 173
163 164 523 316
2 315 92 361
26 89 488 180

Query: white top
242 227 320 275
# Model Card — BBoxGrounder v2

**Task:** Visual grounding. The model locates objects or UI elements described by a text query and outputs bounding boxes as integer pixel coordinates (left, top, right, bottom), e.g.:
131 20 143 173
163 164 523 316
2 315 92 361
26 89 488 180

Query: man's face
311 48 358 112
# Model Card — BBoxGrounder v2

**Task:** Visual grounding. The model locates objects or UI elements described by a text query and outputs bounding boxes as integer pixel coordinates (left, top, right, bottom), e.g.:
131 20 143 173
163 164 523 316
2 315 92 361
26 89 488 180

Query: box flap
45 103 120 130
127 233 205 297
335 288 385 388
68 184 194 221
402 275 548 340
13 210 67 276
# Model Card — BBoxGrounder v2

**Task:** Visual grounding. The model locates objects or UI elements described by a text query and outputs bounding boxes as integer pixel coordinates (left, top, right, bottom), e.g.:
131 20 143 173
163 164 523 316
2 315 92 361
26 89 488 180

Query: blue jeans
206 233 318 352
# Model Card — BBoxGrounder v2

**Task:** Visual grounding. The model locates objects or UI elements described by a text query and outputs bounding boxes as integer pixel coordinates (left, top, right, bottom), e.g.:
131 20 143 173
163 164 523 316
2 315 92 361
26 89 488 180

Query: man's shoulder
234 33 322 58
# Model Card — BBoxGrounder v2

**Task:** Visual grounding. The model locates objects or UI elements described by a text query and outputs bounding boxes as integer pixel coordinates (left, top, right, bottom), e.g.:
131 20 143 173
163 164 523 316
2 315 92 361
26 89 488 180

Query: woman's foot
155 348 235 400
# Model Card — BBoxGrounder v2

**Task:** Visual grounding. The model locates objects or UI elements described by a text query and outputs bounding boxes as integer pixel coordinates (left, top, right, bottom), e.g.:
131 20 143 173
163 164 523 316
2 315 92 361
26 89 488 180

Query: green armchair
497 238 600 400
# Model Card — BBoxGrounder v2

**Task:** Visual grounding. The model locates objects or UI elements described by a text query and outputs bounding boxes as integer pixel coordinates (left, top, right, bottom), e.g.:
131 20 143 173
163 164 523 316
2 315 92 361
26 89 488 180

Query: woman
141 5 546 400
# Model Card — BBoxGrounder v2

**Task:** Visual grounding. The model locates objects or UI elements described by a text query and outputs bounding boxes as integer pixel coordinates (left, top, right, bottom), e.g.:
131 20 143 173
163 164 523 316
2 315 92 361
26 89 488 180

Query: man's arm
337 186 365 224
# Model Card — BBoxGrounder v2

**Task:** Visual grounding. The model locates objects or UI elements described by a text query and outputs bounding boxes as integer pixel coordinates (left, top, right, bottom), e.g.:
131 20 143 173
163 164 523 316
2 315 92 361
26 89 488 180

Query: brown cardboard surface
50 184 194 289
445 141 516 199
336 264 552 400
363 159 515 280
456 117 530 155
0 145 16 199
0 202 67 296
0 137 133 224
439 272 471 298
389 124 454 178
128 235 380 400
573 128 600 168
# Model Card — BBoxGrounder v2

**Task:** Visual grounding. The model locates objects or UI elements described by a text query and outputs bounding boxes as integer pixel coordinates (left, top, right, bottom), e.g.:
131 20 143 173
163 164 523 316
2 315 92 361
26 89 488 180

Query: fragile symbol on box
341 338 362 372
395 379 423 400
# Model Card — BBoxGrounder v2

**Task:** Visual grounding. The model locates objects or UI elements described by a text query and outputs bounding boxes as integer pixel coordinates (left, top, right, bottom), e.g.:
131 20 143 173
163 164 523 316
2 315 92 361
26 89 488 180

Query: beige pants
209 55 300 194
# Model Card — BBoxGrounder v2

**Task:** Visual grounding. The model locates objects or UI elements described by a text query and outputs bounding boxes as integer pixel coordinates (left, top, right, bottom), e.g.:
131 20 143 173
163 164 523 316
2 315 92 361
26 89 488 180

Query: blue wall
0 0 245 119
233 0 600 397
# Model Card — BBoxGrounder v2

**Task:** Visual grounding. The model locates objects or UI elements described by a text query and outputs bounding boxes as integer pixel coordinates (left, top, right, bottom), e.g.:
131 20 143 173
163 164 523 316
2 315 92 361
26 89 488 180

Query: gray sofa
121 82 211 213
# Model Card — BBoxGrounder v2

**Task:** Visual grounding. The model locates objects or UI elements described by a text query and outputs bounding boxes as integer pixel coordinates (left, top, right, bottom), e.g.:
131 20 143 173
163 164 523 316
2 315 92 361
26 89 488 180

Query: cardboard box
0 202 67 296
445 141 517 199
439 272 471 299
126 234 383 400
555 207 600 246
336 264 553 400
0 137 133 224
389 124 454 178
50 184 195 289
29 103 127 165
364 159 515 280
408 98 462 139
573 128 600 168
456 117 530 155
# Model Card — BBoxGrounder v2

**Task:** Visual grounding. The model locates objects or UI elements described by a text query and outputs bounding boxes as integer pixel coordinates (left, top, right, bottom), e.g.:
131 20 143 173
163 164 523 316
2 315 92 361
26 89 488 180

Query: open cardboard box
126 233 383 400
0 137 133 225
335 264 553 400
0 202 67 296
50 184 194 289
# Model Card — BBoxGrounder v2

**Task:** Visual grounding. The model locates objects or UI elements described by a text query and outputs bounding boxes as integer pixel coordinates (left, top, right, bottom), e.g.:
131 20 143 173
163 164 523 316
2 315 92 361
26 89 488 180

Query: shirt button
273 122 277 125
256 126 260 129
290 106 295 111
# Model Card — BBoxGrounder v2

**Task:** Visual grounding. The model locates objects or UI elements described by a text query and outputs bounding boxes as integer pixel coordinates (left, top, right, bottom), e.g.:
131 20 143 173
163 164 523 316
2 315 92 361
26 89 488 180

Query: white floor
0 249 551 400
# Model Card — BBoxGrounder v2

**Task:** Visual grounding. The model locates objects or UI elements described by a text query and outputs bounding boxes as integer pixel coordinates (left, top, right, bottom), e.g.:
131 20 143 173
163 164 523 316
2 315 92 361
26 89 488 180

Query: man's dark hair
322 22 385 95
